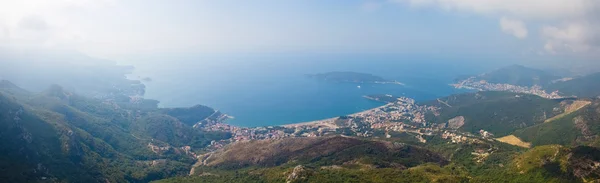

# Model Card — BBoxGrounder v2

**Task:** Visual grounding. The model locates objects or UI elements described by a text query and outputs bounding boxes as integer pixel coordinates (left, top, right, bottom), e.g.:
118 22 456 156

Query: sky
0 0 598 63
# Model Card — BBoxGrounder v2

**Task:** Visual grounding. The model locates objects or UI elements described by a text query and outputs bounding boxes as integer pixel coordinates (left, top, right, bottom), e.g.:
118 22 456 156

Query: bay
125 54 494 127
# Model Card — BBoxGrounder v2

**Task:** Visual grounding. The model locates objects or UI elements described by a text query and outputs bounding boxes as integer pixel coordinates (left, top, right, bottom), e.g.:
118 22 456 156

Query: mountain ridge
0 81 230 182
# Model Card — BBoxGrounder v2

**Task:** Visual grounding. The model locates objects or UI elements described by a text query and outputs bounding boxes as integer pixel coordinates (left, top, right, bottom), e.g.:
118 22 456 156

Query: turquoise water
127 54 495 127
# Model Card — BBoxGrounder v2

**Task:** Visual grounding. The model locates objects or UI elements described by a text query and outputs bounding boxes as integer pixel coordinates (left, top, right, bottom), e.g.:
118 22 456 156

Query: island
306 71 403 85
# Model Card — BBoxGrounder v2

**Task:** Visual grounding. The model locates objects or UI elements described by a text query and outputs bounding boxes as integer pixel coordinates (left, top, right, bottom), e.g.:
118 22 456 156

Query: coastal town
175 73 584 160
134 72 585 171
186 70 580 155
452 76 566 99
193 93 496 152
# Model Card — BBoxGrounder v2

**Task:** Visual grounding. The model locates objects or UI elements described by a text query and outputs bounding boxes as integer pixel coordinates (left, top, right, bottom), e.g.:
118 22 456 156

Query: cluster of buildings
453 77 565 99
331 96 442 138
231 127 294 141
198 121 234 131
194 113 300 141
194 94 499 157
203 124 295 141
356 96 435 125
193 94 457 148
440 130 484 144
441 131 469 143
204 140 227 151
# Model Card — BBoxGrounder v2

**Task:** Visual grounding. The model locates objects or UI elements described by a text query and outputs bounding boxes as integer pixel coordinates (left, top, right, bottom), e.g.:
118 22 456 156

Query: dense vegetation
0 80 227 182
159 105 217 126
423 91 562 136
201 136 447 170
155 135 600 183
155 164 471 183
514 99 600 147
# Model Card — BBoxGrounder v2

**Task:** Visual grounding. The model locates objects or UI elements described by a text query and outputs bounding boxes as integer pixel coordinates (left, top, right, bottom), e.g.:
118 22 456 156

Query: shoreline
281 102 391 128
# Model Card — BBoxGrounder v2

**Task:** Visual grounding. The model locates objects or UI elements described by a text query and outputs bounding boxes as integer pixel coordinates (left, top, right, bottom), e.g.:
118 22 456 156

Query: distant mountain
0 80 24 90
468 65 560 87
455 65 600 99
307 71 393 83
0 80 30 98
0 50 145 97
546 72 600 98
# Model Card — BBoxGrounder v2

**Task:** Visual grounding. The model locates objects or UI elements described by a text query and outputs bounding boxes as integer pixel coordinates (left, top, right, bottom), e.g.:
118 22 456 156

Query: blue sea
125 54 500 127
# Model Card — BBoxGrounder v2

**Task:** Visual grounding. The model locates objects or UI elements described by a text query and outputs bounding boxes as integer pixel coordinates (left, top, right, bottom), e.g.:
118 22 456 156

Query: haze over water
127 54 501 127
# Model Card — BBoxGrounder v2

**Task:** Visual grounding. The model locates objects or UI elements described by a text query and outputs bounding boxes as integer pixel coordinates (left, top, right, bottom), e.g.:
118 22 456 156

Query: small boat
357 85 361 89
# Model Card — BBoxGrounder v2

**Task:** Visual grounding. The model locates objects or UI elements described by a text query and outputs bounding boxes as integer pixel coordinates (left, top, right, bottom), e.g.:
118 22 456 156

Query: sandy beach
281 103 391 128
281 118 338 128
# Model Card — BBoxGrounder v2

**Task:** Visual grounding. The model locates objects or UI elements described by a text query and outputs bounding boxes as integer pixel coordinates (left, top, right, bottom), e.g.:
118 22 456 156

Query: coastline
280 102 391 128
281 117 338 128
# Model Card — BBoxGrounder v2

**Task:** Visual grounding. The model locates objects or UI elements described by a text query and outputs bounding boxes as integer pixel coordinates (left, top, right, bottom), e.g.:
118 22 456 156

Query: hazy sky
0 0 598 61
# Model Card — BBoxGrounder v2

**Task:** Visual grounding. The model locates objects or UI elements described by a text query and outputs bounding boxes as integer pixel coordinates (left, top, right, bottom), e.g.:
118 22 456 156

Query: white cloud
394 0 594 19
393 0 600 55
499 17 527 39
0 0 116 52
542 23 600 53
1 0 597 58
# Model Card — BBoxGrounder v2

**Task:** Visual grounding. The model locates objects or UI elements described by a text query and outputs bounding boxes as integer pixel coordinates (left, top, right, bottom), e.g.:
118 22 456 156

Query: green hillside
158 105 217 126
423 91 563 136
508 145 600 182
514 100 600 147
201 136 447 170
155 164 471 183
161 136 467 183
0 82 229 182
154 136 600 183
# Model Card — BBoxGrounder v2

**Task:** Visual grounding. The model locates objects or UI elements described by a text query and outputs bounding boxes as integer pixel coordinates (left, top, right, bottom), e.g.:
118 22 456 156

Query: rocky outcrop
568 146 600 181
574 116 594 139
286 165 311 183
447 116 465 129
